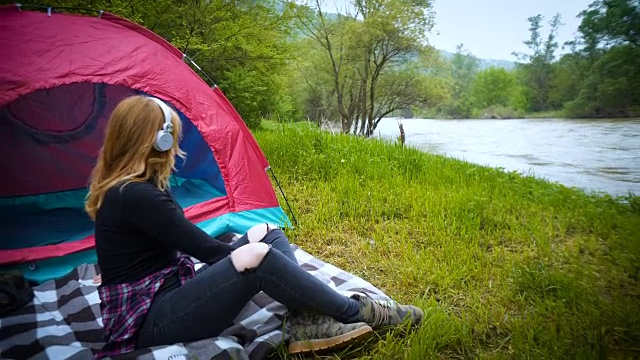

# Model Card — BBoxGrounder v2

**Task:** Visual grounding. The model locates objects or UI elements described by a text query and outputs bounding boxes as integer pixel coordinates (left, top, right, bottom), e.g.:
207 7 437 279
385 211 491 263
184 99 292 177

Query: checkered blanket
0 245 390 360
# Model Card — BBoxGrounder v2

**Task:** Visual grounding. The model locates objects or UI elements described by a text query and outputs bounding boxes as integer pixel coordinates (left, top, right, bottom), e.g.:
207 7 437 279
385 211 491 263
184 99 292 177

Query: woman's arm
121 182 235 264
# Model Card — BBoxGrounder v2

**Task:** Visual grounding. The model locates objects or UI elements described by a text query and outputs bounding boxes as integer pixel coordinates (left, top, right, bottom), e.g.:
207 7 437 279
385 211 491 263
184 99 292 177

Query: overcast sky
318 0 594 60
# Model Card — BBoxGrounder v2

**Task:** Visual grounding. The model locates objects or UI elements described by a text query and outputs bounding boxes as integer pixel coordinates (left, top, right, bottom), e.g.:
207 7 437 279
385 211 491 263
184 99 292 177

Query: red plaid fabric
93 256 196 359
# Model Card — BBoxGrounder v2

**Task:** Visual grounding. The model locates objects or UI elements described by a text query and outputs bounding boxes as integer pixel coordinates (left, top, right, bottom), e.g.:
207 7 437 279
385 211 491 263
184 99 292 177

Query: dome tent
0 5 290 283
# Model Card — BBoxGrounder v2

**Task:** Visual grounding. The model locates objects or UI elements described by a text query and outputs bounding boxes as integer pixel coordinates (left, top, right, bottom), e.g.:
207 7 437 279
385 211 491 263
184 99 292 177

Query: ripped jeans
136 229 362 348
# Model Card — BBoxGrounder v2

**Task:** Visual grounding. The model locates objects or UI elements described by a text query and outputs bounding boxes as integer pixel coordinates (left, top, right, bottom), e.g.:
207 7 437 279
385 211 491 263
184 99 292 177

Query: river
374 118 640 197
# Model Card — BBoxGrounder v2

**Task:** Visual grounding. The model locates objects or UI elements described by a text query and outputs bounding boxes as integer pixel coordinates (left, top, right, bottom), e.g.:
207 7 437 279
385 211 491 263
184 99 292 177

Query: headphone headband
148 97 174 133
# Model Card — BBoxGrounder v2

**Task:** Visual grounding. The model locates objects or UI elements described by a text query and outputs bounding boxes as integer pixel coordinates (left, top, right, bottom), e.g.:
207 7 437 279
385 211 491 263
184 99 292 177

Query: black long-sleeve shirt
94 181 234 286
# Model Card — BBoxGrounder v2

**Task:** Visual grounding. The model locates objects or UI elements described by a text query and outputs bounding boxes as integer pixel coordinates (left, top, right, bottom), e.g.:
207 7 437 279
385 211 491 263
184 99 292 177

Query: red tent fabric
0 6 286 271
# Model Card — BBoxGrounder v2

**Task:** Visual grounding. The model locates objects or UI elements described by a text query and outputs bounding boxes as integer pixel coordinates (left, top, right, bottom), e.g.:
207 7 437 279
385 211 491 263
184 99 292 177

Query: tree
353 0 435 136
578 0 640 50
295 5 362 133
433 45 479 118
287 36 343 126
295 0 436 136
565 0 640 117
470 67 516 109
548 53 587 109
513 13 563 112
30 0 297 128
450 44 480 100
370 54 449 128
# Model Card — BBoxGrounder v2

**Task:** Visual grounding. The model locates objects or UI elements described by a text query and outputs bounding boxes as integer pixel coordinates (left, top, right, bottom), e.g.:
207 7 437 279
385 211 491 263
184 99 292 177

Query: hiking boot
287 311 373 355
350 294 424 328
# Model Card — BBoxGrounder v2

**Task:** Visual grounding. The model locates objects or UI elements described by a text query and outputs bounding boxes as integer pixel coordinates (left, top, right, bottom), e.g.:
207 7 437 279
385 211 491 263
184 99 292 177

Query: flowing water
374 118 640 197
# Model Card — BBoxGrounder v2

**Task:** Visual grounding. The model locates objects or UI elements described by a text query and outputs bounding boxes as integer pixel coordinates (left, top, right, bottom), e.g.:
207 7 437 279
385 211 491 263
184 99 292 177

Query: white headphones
148 97 175 152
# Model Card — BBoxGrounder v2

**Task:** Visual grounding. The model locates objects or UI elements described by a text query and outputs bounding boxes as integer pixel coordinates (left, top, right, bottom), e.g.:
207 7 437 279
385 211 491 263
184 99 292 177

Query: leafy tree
286 36 343 126
372 52 449 125
16 0 297 128
565 0 640 117
548 52 587 109
295 0 436 135
470 67 516 109
566 45 640 117
578 0 640 50
295 6 361 132
513 13 563 112
434 45 479 118
450 44 480 100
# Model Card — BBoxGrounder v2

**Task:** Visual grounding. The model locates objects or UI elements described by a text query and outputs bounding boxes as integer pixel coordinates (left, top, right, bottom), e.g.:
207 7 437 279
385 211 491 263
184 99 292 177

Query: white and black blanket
0 245 390 360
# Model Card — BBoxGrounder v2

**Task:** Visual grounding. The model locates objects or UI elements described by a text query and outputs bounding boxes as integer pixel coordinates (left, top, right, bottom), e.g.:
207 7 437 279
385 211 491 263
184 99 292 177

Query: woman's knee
230 243 271 273
247 223 274 243
246 223 286 245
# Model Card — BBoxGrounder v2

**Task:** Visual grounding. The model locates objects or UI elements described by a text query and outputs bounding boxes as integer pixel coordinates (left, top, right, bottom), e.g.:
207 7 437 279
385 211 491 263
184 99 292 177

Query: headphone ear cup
154 130 174 152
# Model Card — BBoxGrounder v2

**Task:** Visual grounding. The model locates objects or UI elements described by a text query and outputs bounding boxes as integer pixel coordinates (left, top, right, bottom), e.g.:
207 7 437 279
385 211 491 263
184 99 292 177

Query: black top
94 181 234 286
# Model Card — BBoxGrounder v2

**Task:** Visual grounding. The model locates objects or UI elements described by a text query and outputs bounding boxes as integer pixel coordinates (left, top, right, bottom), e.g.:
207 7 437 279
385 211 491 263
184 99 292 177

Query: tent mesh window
0 82 226 252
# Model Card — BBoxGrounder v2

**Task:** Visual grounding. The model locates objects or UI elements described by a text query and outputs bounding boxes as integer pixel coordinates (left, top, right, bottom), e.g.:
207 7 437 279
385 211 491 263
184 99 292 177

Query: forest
18 0 640 134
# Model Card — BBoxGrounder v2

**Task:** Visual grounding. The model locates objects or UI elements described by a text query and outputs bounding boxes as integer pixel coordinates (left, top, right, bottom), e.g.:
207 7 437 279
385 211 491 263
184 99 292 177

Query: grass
524 110 567 119
254 120 640 359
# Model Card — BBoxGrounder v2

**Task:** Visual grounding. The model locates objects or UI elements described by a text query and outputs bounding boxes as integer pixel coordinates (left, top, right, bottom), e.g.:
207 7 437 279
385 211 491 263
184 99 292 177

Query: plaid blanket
0 245 391 360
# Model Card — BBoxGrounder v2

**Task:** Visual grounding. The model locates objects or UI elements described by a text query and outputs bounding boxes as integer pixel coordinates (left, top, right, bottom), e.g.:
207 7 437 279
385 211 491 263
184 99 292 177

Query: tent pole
181 55 298 227
267 167 298 226
183 54 218 88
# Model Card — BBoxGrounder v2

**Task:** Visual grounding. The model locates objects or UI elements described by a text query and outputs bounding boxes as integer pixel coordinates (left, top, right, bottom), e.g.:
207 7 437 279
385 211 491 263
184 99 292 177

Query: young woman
86 95 423 359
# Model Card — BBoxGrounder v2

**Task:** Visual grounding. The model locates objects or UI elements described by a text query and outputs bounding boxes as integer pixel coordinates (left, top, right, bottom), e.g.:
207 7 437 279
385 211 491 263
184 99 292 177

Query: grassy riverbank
254 121 640 359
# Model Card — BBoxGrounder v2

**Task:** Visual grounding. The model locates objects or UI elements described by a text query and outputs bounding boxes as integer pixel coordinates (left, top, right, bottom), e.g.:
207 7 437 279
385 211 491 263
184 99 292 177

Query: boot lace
370 299 394 327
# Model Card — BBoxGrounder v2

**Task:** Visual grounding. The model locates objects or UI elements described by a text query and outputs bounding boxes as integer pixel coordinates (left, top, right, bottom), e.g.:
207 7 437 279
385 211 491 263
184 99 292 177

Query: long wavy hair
85 95 185 220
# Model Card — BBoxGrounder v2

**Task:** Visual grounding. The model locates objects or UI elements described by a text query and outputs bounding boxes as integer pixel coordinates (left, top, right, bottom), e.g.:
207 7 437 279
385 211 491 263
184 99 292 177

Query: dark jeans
136 229 362 348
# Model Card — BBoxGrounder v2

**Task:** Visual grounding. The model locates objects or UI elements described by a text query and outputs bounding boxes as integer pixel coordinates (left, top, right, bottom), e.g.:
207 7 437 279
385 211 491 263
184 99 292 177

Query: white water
374 118 640 197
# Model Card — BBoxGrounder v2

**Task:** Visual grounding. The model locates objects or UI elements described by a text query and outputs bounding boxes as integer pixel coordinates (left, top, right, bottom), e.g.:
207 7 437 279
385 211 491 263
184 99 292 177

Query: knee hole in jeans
230 242 271 273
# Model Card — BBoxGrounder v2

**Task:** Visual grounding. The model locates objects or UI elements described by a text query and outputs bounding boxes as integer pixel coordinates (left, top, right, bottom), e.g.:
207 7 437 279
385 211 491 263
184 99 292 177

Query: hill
438 49 516 70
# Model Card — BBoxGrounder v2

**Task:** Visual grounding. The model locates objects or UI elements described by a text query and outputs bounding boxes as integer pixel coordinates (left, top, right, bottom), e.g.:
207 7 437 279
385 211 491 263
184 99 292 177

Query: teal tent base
2 206 291 284
197 206 292 238
3 250 99 285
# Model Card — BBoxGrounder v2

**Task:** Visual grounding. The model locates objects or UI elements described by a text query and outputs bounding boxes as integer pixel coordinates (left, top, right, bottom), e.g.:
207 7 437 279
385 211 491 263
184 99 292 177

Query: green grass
254 120 640 359
524 110 567 119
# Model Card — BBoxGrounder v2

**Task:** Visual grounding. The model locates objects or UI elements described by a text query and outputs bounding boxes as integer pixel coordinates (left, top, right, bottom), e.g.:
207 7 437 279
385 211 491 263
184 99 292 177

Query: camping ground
254 120 640 359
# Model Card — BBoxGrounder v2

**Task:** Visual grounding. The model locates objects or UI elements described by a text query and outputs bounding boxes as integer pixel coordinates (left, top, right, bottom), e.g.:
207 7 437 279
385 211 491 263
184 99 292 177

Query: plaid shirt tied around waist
94 255 196 359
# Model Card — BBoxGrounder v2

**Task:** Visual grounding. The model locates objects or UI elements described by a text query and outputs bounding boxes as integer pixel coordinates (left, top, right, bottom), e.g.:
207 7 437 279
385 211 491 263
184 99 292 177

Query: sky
319 0 594 61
